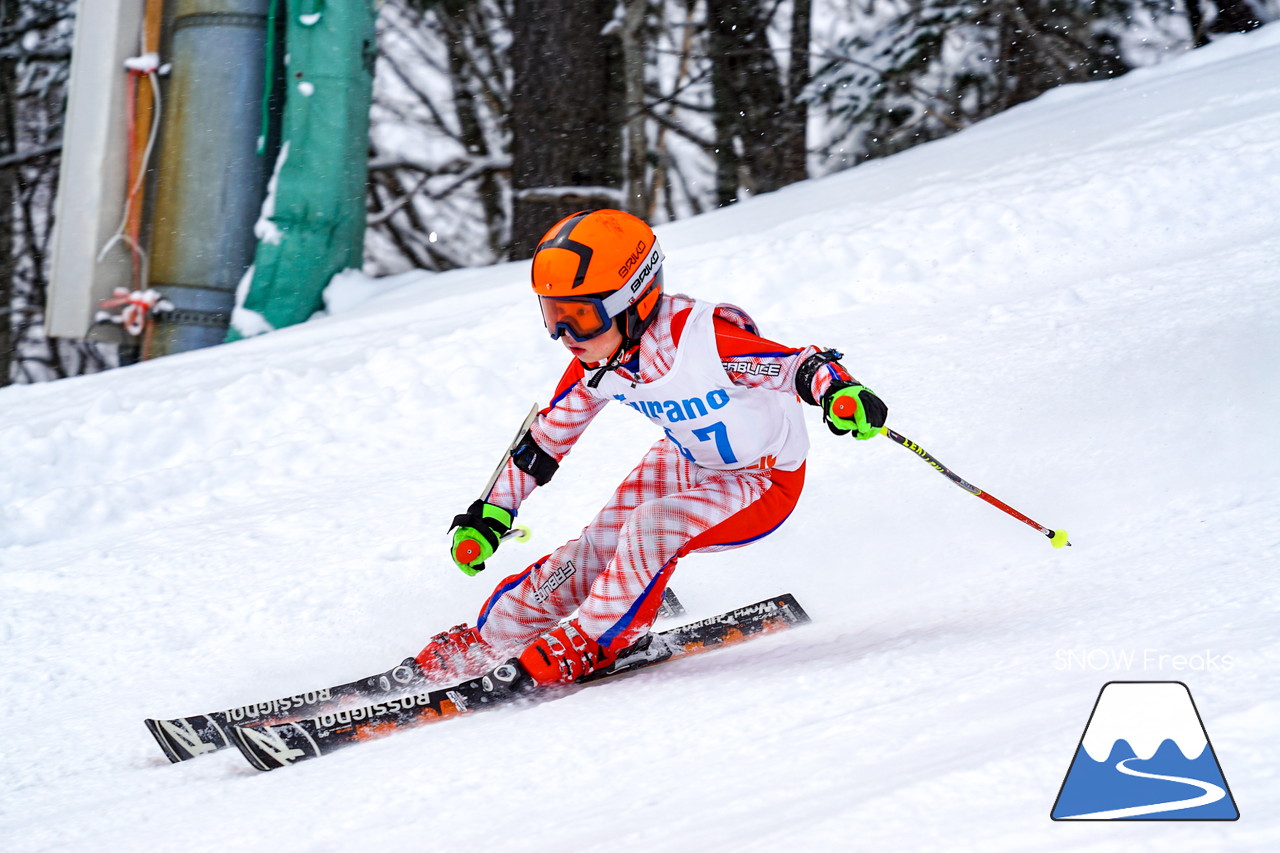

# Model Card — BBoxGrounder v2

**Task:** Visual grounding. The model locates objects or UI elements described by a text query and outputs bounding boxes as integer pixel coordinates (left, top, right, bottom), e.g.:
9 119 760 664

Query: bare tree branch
0 143 60 169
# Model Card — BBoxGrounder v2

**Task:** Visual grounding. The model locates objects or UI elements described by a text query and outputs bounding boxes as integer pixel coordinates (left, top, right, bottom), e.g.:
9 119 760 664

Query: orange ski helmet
531 209 665 343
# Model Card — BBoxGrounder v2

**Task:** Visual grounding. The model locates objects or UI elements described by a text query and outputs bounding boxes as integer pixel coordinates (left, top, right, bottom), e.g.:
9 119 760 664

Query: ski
229 593 810 771
144 587 688 763
144 658 430 763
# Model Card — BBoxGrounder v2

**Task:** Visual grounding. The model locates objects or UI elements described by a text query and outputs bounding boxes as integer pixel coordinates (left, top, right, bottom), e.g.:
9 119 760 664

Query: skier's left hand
449 499 514 575
823 383 887 440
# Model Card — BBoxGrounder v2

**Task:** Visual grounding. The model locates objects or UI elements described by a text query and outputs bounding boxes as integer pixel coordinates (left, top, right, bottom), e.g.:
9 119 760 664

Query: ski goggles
539 246 665 342
540 294 617 342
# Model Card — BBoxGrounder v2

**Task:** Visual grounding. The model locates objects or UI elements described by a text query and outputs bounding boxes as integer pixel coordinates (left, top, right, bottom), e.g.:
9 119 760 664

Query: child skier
416 209 886 688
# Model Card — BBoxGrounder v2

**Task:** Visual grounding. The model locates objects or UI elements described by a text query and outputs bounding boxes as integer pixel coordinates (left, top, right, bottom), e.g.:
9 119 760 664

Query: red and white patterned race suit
476 293 851 654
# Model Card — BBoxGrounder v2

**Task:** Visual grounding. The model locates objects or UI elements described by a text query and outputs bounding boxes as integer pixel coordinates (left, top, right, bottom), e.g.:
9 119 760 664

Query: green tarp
228 0 376 340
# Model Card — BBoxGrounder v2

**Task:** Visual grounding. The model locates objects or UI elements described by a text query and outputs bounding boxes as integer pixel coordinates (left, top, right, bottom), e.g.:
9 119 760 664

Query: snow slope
3 26 1279 852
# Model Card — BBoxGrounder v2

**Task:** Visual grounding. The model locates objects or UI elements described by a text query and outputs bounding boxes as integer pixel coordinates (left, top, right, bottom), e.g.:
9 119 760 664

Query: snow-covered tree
806 0 1279 169
1188 0 1271 47
806 0 1147 167
366 0 513 273
705 0 810 204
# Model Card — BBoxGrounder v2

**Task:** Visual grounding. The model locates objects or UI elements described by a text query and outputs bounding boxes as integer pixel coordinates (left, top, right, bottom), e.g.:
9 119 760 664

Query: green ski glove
449 499 514 576
823 383 888 440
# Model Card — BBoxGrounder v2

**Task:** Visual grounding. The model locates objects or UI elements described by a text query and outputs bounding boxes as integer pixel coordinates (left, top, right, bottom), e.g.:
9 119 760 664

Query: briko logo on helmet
618 240 648 277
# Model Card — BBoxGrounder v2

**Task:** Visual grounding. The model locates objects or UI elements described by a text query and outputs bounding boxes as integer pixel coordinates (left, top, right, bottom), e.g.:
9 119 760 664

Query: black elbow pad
510 430 560 486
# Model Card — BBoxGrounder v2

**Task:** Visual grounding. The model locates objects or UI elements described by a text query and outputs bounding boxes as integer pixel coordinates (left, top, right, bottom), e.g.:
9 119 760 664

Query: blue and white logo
1051 681 1239 820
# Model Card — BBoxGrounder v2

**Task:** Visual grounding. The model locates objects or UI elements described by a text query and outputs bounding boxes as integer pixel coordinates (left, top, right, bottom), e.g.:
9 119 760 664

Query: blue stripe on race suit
598 561 678 650
549 381 579 409
476 564 536 630
701 507 796 549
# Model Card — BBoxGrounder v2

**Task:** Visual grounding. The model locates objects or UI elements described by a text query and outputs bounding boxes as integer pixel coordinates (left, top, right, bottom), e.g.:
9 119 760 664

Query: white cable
96 66 163 293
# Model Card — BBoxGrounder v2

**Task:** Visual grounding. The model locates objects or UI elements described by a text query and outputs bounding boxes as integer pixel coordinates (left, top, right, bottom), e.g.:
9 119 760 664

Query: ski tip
144 716 227 764
228 725 282 772
228 720 323 771
143 718 183 764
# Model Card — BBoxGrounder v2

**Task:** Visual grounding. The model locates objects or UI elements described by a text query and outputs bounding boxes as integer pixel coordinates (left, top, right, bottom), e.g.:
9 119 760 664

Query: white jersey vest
588 300 809 472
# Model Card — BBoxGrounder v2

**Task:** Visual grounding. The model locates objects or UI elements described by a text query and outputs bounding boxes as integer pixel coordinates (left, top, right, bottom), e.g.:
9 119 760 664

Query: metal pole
148 0 270 355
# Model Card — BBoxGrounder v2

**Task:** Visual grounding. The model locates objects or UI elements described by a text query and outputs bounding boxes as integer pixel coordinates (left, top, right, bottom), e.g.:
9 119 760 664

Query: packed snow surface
3 26 1279 852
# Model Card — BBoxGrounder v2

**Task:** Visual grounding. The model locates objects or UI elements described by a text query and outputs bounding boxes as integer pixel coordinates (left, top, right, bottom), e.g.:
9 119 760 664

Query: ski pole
453 402 540 566
874 420 1070 548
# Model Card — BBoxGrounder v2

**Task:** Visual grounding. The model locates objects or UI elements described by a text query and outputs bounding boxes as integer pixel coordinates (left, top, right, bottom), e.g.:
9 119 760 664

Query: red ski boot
414 624 497 683
518 620 616 686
